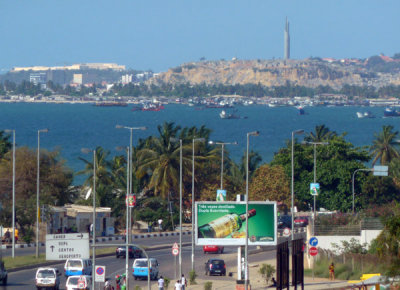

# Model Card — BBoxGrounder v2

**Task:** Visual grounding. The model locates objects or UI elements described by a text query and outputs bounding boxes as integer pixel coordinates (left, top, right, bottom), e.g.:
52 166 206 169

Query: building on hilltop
11 63 126 72
284 17 290 60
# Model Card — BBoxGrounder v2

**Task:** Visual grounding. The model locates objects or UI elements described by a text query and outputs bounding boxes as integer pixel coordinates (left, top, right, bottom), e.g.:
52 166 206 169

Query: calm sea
0 103 396 184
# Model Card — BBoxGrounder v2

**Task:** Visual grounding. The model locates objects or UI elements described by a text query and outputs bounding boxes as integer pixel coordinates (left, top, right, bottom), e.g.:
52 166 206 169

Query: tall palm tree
370 125 400 166
304 124 337 142
77 146 113 205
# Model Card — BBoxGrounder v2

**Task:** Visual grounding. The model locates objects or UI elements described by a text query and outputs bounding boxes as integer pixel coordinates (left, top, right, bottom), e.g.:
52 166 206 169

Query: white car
65 275 92 290
35 267 61 290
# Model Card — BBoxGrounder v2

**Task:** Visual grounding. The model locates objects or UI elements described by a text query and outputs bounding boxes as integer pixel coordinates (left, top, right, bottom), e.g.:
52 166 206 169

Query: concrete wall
314 230 381 251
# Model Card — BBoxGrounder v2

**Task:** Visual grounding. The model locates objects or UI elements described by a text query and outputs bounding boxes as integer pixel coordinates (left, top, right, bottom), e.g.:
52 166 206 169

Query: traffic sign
282 227 291 237
373 165 388 176
309 246 318 256
172 242 179 256
46 233 90 261
77 276 86 288
126 194 136 207
309 237 318 247
95 265 106 282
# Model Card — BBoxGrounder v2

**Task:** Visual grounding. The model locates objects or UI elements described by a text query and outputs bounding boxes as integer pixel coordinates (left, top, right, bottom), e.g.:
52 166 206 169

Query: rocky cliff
149 58 400 89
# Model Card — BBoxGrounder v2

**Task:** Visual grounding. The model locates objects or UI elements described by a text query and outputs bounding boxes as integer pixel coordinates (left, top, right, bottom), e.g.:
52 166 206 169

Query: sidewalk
153 260 349 290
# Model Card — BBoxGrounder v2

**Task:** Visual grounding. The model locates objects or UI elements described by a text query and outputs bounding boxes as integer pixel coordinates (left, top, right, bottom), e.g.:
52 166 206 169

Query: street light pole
208 141 238 189
116 125 147 245
125 147 130 289
191 138 205 272
179 139 183 279
245 131 259 290
5 129 16 258
36 128 48 259
291 129 304 242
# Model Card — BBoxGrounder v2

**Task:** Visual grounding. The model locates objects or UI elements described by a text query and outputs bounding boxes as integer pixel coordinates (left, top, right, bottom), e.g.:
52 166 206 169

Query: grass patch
3 247 116 269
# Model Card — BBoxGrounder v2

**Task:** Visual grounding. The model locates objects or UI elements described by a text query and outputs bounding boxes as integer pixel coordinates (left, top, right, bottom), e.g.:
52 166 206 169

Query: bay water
0 103 396 184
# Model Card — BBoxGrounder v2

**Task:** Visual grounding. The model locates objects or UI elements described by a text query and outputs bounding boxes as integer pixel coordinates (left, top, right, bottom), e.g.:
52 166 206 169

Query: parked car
0 261 7 286
203 245 224 254
277 215 292 229
35 267 61 290
65 275 92 290
116 245 143 259
205 258 226 276
294 216 309 227
132 258 159 280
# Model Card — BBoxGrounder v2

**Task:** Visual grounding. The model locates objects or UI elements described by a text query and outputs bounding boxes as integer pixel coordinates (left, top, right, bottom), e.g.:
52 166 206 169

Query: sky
0 0 399 73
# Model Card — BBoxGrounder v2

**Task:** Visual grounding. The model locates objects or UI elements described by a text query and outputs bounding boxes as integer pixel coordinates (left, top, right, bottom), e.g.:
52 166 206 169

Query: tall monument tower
284 17 290 60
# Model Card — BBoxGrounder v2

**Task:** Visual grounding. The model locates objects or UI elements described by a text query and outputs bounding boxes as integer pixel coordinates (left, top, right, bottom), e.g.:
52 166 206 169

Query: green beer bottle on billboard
198 209 256 238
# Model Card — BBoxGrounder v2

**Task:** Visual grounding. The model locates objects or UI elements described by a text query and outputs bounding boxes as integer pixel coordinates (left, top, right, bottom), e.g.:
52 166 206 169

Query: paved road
2 244 274 289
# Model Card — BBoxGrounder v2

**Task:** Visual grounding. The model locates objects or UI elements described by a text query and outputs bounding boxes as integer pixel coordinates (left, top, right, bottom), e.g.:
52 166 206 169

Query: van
64 259 92 277
132 258 159 280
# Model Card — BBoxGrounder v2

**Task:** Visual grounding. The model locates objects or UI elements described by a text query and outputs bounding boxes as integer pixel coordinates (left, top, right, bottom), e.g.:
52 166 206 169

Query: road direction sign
172 242 179 256
309 246 318 256
46 233 89 261
309 237 318 247
95 265 106 282
283 227 291 237
373 165 388 176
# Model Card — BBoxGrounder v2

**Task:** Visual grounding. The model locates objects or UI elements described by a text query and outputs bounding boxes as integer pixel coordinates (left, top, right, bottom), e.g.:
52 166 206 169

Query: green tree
304 125 337 142
0 130 12 159
360 176 400 208
0 147 73 236
370 125 400 166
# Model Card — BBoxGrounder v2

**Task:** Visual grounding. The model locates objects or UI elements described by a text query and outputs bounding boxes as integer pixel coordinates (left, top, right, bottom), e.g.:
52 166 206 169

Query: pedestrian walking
329 262 335 280
158 275 165 290
181 274 187 290
174 279 182 290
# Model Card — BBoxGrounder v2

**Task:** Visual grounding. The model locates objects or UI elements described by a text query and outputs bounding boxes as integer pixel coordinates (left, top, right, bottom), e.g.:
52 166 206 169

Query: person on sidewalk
158 275 165 290
181 274 187 290
329 262 335 280
174 279 182 290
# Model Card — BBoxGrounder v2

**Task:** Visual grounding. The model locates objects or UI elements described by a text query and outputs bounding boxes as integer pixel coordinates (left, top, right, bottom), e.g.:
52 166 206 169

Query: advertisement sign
195 201 277 246
310 183 320 196
216 190 227 201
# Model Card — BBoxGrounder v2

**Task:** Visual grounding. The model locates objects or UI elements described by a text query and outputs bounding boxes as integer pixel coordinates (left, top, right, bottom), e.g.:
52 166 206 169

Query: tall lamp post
82 148 97 290
291 129 304 242
191 138 205 272
36 128 49 258
245 131 259 290
302 141 328 234
4 129 16 258
208 141 238 189
115 125 147 244
170 138 183 278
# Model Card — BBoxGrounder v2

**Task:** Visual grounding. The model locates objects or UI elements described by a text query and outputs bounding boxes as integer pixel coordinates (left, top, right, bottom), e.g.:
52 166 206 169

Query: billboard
195 201 277 246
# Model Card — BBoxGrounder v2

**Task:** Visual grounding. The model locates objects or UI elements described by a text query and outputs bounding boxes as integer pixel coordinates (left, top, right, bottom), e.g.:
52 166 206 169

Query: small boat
142 103 165 111
384 107 400 117
219 110 240 119
356 111 375 118
296 106 305 115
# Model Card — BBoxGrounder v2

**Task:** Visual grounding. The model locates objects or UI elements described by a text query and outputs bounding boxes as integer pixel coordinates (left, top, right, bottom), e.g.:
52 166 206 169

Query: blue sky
0 0 399 73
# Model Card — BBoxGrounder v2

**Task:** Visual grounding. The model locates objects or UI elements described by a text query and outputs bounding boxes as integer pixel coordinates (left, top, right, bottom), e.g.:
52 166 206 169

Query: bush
23 228 34 244
134 286 142 290
258 263 275 285
164 277 171 289
189 269 197 285
204 281 212 290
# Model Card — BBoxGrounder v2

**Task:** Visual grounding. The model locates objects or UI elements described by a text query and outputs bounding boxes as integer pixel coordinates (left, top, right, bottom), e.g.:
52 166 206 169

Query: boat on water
141 103 165 111
384 107 400 117
296 106 305 115
219 110 240 119
356 111 375 118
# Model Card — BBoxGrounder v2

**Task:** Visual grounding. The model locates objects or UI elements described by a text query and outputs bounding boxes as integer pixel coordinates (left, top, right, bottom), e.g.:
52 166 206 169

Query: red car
294 216 309 227
203 245 224 254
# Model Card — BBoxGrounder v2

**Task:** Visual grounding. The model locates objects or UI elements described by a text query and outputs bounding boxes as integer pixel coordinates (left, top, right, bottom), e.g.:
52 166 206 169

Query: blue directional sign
309 237 318 247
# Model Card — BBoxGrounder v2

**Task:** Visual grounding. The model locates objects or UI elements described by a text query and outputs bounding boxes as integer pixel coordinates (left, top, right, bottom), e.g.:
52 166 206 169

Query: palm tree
77 146 113 206
370 125 400 166
304 125 337 142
